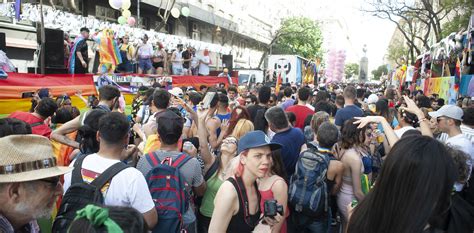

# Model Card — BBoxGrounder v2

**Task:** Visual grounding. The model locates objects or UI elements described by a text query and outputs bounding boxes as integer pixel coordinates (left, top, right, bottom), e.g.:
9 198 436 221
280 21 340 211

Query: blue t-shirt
271 127 305 176
334 105 364 127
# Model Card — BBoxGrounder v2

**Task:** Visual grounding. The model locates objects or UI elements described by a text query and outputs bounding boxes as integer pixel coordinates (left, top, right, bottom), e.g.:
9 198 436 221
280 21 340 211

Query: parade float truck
267 55 310 84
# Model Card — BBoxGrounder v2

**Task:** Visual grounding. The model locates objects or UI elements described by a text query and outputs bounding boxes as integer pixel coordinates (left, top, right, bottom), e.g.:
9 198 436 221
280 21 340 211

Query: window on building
46 0 65 9
95 5 119 22
192 31 200 40
207 4 214 12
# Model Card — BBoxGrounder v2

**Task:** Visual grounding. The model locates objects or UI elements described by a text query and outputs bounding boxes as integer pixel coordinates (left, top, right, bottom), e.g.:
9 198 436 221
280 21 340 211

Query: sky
302 0 396 71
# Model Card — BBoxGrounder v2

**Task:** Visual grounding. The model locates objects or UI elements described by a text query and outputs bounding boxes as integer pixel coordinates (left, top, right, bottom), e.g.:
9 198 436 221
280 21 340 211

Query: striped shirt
460 125 474 144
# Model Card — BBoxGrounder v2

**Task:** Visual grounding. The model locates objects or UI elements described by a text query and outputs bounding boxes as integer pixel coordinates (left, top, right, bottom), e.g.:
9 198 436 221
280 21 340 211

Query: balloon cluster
109 0 135 26
325 49 346 83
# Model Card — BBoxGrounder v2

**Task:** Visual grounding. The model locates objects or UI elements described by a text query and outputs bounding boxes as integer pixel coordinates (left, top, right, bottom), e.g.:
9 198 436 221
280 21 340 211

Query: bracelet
418 118 428 123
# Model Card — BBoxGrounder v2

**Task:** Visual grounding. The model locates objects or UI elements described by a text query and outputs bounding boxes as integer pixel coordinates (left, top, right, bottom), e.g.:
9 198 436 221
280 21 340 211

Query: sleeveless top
227 177 261 233
259 177 288 233
200 171 224 217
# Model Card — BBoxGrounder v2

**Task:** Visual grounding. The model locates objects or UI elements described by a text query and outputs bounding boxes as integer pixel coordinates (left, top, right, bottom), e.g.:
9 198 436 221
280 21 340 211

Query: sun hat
0 135 73 183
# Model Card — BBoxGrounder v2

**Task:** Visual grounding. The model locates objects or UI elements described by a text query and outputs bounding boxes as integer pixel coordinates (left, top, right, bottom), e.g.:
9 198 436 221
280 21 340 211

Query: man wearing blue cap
210 130 283 233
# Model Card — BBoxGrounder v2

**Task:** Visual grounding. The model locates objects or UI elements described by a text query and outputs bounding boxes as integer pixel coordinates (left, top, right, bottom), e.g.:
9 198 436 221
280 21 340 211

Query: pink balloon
127 17 136 26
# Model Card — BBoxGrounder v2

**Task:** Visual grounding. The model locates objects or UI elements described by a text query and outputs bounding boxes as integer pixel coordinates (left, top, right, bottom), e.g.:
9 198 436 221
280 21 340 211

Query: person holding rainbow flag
96 29 122 74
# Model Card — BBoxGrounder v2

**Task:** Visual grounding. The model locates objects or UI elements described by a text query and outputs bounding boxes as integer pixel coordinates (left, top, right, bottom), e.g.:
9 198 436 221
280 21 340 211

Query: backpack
52 155 129 233
288 141 330 222
145 152 192 233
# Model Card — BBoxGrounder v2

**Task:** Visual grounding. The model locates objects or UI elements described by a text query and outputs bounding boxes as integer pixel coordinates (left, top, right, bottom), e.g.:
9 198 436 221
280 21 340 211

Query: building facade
0 0 312 73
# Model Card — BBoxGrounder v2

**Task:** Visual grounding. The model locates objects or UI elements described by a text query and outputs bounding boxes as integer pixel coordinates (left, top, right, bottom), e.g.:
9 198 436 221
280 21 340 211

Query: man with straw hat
0 135 72 232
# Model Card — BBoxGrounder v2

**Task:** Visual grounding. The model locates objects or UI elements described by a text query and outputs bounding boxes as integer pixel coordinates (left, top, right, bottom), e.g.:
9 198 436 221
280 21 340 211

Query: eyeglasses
37 176 60 189
245 101 251 104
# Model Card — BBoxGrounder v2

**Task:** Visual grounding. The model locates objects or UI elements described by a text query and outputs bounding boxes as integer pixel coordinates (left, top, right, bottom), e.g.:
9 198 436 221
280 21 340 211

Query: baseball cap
367 94 379 104
428 105 464 121
237 131 281 155
169 87 184 99
157 110 184 139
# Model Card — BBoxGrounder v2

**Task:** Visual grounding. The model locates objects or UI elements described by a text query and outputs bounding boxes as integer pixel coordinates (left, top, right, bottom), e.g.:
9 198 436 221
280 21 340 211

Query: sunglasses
437 117 449 123
38 176 60 189
223 137 237 145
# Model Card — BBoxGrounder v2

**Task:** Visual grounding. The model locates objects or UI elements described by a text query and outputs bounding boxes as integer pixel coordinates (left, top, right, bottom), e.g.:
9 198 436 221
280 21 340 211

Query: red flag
454 57 461 91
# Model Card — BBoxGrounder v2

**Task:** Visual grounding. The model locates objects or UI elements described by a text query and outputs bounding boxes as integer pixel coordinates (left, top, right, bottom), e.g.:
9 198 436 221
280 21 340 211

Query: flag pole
39 0 45 74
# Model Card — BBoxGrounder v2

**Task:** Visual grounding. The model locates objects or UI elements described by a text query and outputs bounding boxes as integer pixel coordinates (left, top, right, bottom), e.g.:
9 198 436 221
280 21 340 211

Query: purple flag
15 0 21 21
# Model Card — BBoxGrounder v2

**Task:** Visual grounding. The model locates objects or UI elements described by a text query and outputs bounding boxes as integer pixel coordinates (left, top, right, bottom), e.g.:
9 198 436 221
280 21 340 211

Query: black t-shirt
75 39 88 64
182 50 191 68
246 104 265 123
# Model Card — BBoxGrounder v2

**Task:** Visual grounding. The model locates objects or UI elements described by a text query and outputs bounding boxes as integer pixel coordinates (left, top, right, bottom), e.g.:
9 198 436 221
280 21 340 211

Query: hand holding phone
201 92 216 109
21 91 35 98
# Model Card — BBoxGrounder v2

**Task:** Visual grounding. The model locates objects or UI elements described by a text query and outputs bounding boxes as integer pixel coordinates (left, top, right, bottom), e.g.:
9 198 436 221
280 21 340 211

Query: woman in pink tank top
255 151 289 233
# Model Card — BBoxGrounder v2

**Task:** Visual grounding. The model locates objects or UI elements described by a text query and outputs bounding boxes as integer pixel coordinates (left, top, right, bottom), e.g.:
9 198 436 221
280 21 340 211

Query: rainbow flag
97 29 122 74
454 57 461 91
0 73 97 114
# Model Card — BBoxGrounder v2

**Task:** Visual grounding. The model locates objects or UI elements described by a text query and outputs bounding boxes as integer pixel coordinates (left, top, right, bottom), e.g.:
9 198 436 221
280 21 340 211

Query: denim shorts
139 58 152 71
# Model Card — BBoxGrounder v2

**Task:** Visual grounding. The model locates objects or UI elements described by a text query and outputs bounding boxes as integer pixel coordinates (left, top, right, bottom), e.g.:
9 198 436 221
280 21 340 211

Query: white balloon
170 8 180 18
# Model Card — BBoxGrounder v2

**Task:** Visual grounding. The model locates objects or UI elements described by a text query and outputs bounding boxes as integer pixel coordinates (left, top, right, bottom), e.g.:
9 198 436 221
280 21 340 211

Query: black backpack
52 155 129 232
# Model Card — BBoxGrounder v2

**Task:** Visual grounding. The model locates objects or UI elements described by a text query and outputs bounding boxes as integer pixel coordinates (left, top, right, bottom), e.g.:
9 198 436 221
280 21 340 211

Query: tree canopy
272 17 324 59
372 64 389 80
345 63 360 79
364 0 472 63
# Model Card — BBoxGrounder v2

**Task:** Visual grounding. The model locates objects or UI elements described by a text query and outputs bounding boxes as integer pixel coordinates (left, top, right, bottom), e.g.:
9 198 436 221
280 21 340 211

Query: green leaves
272 17 323 59
371 64 389 80
345 63 360 79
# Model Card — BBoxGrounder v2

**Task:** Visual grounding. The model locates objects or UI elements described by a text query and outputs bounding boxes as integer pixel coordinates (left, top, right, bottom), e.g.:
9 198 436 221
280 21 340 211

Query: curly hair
446 147 470 184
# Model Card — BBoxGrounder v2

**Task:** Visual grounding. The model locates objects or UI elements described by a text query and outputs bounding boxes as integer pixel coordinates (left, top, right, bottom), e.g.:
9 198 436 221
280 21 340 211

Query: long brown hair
340 118 367 149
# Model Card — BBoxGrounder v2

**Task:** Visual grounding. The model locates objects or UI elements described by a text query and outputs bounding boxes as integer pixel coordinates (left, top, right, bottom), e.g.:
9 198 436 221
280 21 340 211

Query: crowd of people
66 27 212 76
0 79 473 233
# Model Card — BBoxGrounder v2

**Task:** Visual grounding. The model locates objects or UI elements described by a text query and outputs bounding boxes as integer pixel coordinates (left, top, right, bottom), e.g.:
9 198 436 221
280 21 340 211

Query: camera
264 199 283 218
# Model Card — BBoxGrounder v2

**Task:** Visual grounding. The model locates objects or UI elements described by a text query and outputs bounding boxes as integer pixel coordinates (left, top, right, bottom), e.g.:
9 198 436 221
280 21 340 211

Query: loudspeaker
0 32 6 52
38 28 65 68
222 55 233 73
81 0 89 17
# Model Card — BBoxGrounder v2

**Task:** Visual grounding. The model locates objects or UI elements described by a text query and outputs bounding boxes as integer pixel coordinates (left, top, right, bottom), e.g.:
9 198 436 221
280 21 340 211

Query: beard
14 200 54 219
